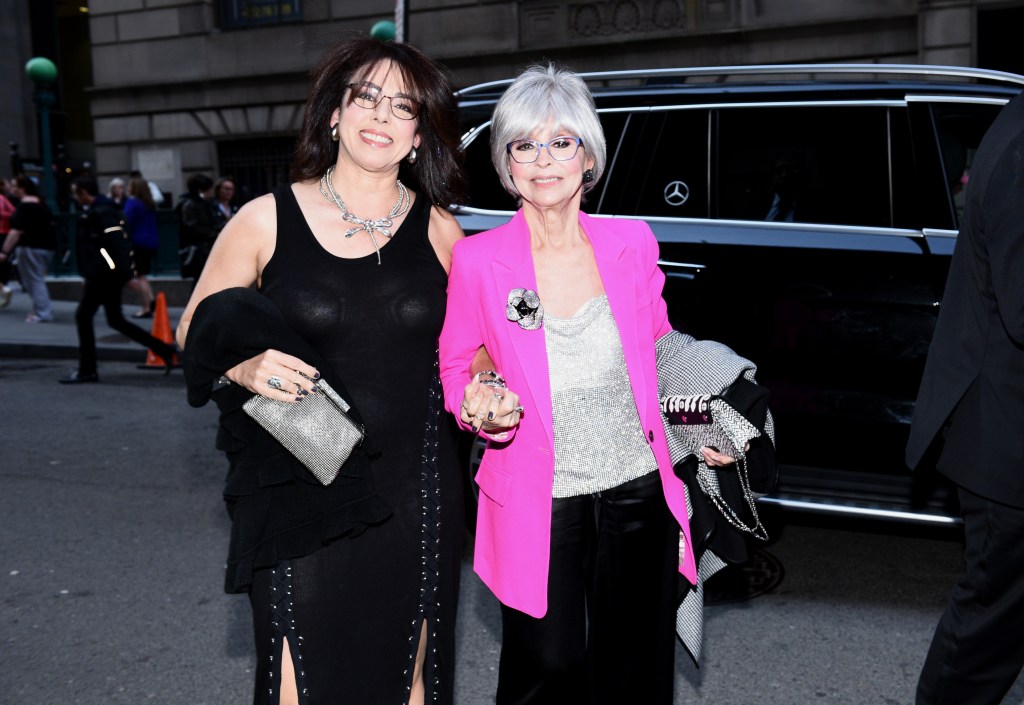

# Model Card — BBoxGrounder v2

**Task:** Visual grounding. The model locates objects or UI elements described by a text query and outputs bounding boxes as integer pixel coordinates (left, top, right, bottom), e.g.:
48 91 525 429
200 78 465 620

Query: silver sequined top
545 294 658 498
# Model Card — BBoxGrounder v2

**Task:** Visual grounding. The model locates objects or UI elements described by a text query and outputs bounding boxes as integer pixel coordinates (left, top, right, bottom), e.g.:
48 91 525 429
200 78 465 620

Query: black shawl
183 287 391 593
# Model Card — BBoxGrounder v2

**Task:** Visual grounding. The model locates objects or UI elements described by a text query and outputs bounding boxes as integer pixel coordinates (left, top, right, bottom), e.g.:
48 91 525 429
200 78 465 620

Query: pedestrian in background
0 176 55 322
906 91 1024 705
60 176 176 384
212 177 238 228
176 173 217 286
439 64 728 705
0 179 17 308
124 176 158 318
106 177 126 207
129 169 165 207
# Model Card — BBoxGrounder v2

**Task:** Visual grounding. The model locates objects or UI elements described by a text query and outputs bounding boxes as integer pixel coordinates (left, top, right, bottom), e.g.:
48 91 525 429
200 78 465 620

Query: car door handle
658 259 705 280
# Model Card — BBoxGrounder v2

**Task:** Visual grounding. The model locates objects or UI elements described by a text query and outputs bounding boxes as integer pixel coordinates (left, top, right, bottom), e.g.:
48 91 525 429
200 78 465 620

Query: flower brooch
506 288 544 330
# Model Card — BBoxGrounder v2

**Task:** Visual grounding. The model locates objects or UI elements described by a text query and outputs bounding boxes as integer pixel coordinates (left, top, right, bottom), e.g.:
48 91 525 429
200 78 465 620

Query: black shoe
133 300 156 319
156 343 180 375
59 370 100 384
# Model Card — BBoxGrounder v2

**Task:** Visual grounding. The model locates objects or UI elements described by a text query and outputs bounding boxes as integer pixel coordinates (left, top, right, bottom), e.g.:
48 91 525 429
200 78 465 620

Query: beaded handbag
243 374 365 486
659 393 769 540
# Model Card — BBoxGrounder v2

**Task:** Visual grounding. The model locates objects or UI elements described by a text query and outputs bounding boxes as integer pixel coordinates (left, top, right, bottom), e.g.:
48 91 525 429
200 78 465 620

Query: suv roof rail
455 63 1024 97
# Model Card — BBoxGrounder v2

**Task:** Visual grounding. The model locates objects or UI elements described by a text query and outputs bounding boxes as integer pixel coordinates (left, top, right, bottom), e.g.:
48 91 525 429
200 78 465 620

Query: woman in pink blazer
440 65 732 705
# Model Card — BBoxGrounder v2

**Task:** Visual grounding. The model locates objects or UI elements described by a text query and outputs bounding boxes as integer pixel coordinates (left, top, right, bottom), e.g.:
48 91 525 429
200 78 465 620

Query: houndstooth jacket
655 329 775 664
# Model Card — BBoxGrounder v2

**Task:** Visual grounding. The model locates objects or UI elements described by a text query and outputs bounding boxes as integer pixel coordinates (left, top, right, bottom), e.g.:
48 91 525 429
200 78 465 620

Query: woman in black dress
177 37 468 705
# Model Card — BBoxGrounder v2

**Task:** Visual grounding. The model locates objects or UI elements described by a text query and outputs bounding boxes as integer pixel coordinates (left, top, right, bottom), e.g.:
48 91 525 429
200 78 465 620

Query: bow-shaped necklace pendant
319 165 410 264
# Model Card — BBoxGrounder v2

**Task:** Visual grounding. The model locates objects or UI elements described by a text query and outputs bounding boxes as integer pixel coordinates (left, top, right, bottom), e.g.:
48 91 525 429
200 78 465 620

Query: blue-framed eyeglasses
506 136 583 164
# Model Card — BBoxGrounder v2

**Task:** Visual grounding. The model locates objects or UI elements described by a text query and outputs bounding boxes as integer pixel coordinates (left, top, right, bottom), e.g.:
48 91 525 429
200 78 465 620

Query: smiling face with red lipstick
331 61 421 175
506 120 594 212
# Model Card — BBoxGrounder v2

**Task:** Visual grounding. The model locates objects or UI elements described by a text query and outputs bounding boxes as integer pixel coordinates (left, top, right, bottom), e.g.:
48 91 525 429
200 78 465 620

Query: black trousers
917 485 1024 705
496 471 678 705
75 276 172 375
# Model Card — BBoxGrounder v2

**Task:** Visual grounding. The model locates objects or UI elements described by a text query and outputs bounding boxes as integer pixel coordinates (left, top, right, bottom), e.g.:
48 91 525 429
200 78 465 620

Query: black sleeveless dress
248 186 464 705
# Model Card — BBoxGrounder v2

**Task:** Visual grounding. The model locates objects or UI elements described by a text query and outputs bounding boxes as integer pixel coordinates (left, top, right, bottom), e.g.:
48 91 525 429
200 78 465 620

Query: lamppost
25 56 58 212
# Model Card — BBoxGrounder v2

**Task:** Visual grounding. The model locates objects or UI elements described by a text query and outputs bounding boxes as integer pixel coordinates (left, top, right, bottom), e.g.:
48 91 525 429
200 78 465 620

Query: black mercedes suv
452 64 1024 526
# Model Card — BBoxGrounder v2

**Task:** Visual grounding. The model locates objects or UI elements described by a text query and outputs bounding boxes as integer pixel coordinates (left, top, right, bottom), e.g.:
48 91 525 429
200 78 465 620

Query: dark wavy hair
186 173 214 198
15 175 38 196
290 35 467 207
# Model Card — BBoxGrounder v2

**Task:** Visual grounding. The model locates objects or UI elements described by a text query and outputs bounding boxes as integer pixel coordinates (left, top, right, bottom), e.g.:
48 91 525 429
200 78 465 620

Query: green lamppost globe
25 56 58 84
25 56 59 212
370 20 396 41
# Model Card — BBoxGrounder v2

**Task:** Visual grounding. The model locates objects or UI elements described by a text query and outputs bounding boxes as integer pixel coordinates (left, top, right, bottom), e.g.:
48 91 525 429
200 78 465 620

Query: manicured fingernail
311 385 321 393
312 372 321 380
297 388 308 396
295 395 304 402
487 411 495 421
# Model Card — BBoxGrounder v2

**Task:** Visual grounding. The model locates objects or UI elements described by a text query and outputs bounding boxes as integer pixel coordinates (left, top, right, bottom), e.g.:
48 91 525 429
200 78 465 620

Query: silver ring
493 393 504 402
513 405 524 413
475 412 485 420
267 375 284 391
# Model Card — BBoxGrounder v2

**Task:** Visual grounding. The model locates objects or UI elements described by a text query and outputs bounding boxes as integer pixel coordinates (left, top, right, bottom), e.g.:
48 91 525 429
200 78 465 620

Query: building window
217 137 296 201
219 0 303 30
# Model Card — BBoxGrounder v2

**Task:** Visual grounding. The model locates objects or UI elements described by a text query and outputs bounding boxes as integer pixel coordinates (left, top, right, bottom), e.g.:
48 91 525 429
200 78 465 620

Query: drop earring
582 168 595 184
330 124 339 142
406 146 417 165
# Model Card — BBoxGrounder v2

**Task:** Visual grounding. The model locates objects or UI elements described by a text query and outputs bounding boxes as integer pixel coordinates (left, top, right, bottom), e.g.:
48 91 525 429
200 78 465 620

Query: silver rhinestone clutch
242 378 365 486
660 394 768 540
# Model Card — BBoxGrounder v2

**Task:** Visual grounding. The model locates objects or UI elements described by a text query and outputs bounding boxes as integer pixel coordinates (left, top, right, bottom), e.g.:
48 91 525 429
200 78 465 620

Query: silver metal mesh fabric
242 378 365 485
545 294 657 498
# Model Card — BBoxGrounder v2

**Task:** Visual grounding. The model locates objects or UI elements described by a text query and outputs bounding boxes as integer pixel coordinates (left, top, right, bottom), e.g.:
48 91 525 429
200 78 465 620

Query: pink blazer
439 209 697 618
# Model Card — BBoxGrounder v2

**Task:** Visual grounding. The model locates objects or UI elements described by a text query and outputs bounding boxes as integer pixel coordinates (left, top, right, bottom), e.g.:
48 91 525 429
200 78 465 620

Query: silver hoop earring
582 168 596 184
330 124 339 142
406 146 417 165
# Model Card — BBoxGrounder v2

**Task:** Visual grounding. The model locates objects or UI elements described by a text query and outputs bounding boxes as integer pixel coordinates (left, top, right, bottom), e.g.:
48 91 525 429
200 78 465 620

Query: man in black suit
59 177 176 384
906 92 1024 705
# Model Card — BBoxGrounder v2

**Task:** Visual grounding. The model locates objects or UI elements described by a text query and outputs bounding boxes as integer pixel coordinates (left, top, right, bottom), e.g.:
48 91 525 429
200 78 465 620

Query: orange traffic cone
141 292 181 370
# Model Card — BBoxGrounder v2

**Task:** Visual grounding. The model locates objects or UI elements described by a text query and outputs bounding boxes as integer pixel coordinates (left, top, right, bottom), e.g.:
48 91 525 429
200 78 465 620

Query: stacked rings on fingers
267 375 284 390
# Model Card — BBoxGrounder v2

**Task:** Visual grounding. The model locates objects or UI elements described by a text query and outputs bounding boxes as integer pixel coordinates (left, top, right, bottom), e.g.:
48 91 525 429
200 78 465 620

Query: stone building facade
68 0 1024 200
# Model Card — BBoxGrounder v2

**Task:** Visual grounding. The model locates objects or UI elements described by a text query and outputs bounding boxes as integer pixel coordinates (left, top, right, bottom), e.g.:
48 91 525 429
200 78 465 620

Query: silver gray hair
489 63 606 199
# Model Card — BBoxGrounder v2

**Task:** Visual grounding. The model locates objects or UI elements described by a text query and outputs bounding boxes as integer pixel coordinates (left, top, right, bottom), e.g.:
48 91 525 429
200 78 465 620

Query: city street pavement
2 285 1023 704
0 284 180 366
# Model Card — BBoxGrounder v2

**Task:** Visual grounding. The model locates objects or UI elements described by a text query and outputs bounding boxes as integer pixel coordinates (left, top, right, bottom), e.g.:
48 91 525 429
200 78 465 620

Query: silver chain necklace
318 165 410 265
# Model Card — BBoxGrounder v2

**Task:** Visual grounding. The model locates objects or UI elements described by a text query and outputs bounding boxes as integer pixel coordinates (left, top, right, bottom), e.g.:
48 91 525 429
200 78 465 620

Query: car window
715 105 891 228
601 109 710 218
460 126 517 211
931 102 1003 227
587 111 630 213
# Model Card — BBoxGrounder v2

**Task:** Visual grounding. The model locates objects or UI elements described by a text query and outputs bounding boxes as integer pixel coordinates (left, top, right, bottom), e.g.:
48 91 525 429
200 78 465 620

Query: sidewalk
0 285 184 364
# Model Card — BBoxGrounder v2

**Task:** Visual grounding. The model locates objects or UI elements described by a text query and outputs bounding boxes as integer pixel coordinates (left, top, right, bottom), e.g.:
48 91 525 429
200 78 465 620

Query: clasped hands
461 370 523 435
